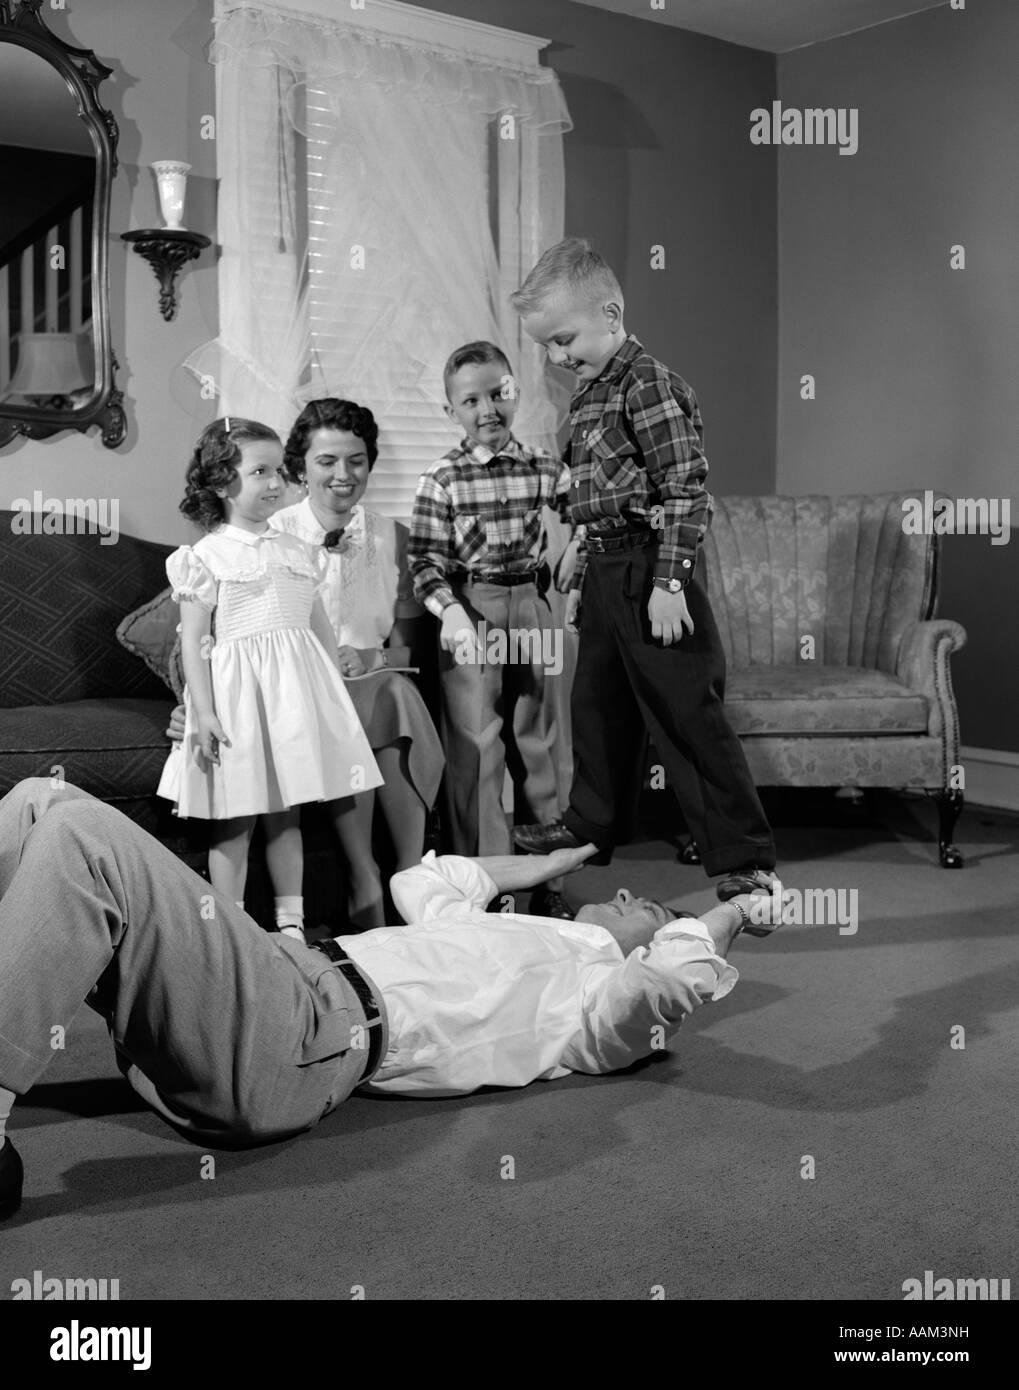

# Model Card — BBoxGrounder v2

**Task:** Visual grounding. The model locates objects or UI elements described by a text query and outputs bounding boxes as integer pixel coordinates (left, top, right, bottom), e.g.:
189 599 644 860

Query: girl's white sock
0 1084 14 1147
274 895 304 927
275 895 305 941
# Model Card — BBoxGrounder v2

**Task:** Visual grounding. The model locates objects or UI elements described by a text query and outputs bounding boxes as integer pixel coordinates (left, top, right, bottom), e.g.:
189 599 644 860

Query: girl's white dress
157 524 383 819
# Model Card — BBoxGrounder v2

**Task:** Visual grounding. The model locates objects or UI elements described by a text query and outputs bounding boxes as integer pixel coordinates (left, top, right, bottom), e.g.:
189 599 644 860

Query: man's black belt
584 526 655 554
310 939 385 1079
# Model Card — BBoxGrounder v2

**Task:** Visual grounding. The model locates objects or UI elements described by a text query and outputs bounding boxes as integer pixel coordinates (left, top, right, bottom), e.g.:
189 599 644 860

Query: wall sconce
122 161 211 321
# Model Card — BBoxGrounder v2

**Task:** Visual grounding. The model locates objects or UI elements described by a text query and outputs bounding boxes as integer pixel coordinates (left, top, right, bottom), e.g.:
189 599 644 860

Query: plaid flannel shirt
566 335 713 591
408 435 571 617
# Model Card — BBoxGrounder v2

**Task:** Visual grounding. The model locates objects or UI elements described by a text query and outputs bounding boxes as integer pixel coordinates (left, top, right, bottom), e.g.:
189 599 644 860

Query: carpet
2 793 1017 1301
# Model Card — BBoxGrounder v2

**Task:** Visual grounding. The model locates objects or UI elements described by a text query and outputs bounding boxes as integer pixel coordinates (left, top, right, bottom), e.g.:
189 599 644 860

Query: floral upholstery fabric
700 493 966 790
726 666 928 735
741 736 947 789
703 494 936 672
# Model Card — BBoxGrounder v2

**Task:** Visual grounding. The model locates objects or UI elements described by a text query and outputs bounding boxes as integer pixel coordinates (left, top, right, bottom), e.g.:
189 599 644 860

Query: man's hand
564 588 582 634
440 602 481 662
195 711 231 770
648 587 693 645
473 842 599 894
746 879 784 929
540 843 599 878
166 703 186 742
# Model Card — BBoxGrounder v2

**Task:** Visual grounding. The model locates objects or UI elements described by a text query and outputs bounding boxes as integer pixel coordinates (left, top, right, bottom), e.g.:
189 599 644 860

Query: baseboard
960 745 1019 812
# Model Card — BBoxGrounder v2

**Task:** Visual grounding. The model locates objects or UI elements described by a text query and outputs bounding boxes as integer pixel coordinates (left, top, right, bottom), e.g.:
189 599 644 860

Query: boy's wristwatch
654 559 694 593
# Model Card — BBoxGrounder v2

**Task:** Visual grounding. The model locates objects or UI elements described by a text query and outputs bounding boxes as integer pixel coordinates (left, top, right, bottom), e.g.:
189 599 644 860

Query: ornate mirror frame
0 0 125 447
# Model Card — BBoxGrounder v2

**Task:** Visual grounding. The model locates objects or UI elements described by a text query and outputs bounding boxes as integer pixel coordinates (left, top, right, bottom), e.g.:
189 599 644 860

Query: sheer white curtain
188 2 572 513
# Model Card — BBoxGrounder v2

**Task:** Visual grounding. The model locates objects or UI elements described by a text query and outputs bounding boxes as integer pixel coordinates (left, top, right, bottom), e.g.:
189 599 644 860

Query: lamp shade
6 330 95 396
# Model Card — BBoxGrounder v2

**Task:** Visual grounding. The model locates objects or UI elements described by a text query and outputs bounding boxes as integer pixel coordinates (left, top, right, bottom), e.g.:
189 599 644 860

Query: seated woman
272 398 444 927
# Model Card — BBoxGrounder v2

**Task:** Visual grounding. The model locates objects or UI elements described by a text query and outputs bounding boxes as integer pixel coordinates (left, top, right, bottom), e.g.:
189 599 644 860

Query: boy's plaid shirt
408 435 571 616
566 334 713 590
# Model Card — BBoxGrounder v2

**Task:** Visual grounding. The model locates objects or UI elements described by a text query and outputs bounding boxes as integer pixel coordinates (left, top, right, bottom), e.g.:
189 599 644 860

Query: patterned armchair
701 493 967 867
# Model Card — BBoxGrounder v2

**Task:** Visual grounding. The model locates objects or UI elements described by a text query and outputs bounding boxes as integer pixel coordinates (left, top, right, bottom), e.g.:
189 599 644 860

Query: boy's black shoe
512 820 611 864
715 865 778 902
529 888 574 920
0 1139 24 1221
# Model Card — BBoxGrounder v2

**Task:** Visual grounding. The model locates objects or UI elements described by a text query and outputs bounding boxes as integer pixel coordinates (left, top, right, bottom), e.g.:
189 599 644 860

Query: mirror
0 0 124 447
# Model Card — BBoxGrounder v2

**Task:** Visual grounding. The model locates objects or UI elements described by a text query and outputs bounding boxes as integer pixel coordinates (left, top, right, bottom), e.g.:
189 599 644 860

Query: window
199 0 571 518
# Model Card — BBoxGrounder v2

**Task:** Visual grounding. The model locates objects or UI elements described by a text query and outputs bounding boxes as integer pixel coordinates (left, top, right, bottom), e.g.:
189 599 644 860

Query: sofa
0 511 354 925
0 510 181 836
700 492 967 866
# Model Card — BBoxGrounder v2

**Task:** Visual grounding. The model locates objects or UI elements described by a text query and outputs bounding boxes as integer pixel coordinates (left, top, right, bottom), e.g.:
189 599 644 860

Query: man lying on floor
0 779 782 1220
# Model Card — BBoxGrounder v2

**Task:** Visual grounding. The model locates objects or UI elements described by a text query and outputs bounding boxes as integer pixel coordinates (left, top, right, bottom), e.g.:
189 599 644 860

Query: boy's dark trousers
563 538 776 876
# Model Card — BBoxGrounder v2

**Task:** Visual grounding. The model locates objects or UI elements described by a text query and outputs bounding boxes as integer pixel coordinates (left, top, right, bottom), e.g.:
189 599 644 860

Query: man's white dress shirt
340 853 738 1096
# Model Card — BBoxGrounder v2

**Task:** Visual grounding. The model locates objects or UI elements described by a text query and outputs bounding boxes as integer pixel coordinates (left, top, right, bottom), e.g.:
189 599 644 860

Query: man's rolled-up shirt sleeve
390 851 498 924
558 917 738 1077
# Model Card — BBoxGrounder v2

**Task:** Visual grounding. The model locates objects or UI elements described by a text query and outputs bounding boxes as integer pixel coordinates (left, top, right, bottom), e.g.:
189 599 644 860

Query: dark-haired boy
408 342 573 917
509 239 779 901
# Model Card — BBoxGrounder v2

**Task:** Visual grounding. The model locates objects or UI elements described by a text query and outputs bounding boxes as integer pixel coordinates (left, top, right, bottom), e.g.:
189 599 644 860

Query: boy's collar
573 334 643 396
461 433 528 464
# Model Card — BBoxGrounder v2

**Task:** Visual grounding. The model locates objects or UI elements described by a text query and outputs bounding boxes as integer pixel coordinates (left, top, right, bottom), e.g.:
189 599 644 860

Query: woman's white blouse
272 497 421 650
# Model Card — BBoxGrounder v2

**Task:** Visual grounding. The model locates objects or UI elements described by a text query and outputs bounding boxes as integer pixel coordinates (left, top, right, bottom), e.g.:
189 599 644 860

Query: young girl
157 417 383 940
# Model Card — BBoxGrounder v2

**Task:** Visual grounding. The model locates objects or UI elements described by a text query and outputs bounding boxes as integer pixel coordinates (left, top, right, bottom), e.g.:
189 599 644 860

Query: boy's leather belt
464 570 537 586
585 527 655 553
310 939 385 1080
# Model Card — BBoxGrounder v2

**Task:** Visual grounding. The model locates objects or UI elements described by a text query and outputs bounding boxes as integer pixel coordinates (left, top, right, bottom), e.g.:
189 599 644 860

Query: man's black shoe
716 865 778 902
512 820 611 864
0 1139 24 1221
529 888 575 920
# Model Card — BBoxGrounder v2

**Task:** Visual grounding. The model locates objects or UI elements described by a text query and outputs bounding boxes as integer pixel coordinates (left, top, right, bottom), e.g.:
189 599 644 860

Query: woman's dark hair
180 417 281 530
282 398 379 483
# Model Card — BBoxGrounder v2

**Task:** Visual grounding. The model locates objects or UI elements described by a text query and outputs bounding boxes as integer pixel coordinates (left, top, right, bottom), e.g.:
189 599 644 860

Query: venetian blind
301 83 464 522
198 0 571 508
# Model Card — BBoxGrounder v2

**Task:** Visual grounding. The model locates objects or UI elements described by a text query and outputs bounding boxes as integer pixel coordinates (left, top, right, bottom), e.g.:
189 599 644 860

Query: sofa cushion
725 666 929 735
117 587 184 698
0 698 175 799
0 512 174 707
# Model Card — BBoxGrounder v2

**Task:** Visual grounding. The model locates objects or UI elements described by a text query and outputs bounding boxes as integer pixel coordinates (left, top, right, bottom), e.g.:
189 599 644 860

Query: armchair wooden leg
937 789 964 868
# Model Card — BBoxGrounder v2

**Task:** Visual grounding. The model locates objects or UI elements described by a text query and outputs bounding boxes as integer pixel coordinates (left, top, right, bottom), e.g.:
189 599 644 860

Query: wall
777 0 1019 755
0 0 217 546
